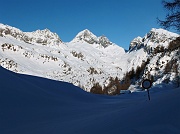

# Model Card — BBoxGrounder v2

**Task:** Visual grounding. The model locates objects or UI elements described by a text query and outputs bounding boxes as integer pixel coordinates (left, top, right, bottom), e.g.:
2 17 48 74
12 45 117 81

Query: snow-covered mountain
129 28 178 51
71 29 113 48
0 23 179 94
0 24 62 46
126 28 179 91
0 23 126 94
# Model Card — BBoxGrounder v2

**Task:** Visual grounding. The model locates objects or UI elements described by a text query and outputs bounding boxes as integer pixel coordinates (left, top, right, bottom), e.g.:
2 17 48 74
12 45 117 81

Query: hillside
0 23 179 94
0 66 180 134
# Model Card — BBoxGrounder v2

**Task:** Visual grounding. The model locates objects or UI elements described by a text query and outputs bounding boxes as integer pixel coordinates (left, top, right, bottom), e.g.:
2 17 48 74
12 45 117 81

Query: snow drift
0 66 180 134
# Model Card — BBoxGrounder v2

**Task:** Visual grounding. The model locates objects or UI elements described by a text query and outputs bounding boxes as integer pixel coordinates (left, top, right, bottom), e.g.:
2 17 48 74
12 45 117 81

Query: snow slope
0 23 179 94
0 23 126 92
0 66 180 134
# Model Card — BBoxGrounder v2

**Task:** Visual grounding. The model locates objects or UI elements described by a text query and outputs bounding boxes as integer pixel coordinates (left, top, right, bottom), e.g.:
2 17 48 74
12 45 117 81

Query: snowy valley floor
0 66 180 134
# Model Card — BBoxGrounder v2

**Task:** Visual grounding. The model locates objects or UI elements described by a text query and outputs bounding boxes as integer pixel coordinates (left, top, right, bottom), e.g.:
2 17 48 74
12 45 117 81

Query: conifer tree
158 0 180 33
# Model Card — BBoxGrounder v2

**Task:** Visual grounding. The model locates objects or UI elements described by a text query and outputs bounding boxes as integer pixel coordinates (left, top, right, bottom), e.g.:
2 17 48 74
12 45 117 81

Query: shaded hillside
0 66 180 134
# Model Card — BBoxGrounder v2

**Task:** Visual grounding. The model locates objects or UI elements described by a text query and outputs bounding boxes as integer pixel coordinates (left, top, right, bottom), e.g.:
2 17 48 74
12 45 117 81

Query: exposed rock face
129 36 143 51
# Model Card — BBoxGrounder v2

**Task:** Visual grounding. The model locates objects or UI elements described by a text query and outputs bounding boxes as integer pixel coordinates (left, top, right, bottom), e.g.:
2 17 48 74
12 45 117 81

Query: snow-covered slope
0 23 179 94
0 66 180 134
127 28 179 88
0 23 126 93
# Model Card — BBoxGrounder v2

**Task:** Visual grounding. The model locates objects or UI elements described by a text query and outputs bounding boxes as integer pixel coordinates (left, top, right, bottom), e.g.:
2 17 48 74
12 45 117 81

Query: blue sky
0 0 171 49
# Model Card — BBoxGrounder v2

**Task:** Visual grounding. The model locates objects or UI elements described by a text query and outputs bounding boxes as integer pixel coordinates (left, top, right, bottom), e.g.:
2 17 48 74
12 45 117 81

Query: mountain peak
144 28 179 45
72 29 98 44
32 28 52 35
0 23 23 36
70 29 97 44
98 36 113 47
129 36 143 50
81 29 92 34
0 23 62 46
129 28 179 51
71 29 114 47
148 28 179 39
25 29 62 45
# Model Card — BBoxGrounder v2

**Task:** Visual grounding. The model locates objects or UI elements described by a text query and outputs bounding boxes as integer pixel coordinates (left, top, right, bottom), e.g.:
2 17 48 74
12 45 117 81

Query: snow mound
0 66 180 134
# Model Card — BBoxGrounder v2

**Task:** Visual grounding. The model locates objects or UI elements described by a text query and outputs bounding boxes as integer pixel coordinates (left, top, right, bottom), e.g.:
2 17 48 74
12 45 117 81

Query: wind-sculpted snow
0 66 180 134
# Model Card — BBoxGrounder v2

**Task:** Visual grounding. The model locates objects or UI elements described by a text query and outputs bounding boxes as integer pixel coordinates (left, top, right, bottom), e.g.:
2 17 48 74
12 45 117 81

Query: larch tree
158 0 180 33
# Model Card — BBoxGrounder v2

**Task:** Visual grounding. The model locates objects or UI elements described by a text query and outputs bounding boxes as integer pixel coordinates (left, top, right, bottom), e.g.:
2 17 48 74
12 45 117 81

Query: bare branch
158 0 180 33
